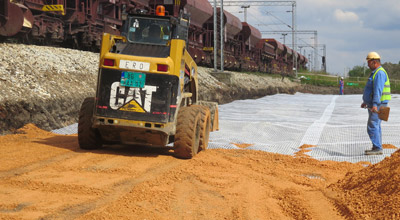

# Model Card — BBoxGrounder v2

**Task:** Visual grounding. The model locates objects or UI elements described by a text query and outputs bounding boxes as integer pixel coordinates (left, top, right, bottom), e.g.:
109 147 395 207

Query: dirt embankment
0 43 318 134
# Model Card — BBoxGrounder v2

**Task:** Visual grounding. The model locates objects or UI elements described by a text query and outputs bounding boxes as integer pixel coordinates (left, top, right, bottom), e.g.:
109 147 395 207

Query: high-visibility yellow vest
372 67 391 102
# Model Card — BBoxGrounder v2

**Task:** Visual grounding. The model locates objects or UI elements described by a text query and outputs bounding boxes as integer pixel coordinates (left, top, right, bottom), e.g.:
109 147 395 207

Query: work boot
365 147 379 153
365 148 383 155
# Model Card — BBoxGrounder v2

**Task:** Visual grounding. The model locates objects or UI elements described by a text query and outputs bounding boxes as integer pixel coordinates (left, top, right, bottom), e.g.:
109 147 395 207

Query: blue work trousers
367 103 387 150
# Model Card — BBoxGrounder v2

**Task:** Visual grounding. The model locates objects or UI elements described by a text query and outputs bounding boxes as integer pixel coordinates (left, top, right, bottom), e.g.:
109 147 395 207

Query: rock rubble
0 43 300 134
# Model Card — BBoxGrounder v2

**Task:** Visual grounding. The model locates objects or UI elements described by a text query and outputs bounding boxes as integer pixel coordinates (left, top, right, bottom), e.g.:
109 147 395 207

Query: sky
220 0 400 76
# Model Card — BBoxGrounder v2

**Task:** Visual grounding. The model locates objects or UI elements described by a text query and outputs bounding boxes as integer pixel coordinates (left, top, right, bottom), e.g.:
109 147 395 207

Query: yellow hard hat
366 51 381 60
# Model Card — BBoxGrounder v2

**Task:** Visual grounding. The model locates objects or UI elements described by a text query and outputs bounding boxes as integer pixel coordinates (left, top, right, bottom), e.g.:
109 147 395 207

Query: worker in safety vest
361 51 391 155
339 77 344 95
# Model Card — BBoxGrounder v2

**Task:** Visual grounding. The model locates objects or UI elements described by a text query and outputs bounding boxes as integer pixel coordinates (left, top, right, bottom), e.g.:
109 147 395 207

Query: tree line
349 62 400 79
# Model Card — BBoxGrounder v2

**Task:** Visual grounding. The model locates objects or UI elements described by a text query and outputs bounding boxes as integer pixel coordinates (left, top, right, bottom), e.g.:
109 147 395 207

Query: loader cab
108 13 189 59
120 13 190 46
123 16 172 46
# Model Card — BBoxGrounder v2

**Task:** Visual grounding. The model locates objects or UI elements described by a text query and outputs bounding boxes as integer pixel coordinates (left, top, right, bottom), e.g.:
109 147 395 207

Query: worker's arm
362 75 373 108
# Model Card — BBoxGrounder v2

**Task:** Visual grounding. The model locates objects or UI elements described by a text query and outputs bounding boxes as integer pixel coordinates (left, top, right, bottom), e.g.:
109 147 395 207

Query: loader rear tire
78 97 102 150
190 105 211 152
174 106 201 159
197 101 219 131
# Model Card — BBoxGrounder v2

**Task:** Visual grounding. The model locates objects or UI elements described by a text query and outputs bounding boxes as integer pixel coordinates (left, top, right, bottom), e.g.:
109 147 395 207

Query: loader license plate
120 72 146 88
119 60 150 71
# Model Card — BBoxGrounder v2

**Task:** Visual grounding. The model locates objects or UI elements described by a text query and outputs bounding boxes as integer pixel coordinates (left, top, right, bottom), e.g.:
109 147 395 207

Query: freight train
0 0 307 75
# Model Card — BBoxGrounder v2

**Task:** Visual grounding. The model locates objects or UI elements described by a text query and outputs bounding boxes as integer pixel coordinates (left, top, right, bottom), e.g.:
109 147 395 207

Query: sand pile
332 149 400 219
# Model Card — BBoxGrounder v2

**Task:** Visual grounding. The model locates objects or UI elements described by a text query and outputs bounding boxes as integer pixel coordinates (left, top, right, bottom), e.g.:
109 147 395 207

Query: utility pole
363 62 366 77
261 30 318 72
290 2 297 76
296 44 326 72
311 51 314 71
321 44 326 72
220 0 224 72
212 1 297 73
314 30 318 72
298 46 303 55
213 0 217 71
281 33 287 44
241 5 250 22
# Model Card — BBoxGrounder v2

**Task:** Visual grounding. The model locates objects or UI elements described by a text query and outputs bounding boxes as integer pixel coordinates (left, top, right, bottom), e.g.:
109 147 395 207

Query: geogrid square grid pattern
53 93 400 164
207 93 400 164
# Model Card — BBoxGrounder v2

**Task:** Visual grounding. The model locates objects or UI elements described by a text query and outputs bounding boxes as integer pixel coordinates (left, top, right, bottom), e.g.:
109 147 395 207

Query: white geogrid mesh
53 93 400 164
52 123 78 135
207 93 400 164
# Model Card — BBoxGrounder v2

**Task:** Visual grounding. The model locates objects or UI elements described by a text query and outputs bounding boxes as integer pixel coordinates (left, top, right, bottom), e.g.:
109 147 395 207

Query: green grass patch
298 73 400 93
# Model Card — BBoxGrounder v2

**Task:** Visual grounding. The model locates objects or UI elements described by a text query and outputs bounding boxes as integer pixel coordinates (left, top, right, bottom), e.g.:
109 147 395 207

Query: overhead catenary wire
263 11 292 29
213 0 297 75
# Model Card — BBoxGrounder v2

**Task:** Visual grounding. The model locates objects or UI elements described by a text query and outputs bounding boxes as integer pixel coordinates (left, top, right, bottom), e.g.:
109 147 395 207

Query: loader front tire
190 105 211 152
78 97 102 150
174 106 201 159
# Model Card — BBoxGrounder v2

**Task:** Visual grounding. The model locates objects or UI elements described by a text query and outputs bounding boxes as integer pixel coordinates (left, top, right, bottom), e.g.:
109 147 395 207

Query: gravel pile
197 67 299 103
0 43 300 134
0 43 98 102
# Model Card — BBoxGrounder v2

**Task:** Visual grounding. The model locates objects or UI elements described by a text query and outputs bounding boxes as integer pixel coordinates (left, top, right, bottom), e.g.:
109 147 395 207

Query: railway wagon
0 0 306 75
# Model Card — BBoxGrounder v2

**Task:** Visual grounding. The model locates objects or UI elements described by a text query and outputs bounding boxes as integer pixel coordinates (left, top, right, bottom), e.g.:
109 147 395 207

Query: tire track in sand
39 157 183 220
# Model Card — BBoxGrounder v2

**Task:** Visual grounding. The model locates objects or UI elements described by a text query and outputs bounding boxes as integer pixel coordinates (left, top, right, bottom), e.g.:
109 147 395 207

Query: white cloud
301 0 367 10
334 9 359 23
223 0 400 74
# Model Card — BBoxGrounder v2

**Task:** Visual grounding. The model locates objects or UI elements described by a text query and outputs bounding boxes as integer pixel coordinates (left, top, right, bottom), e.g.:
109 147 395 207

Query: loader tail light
157 64 168 72
103 59 115 67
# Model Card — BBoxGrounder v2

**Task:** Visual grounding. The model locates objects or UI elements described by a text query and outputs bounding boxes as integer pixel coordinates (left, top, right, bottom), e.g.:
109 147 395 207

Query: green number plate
120 72 146 88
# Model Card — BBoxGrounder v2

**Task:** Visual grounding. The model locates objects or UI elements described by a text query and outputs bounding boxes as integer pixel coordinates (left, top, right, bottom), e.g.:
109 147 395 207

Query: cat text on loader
78 7 218 159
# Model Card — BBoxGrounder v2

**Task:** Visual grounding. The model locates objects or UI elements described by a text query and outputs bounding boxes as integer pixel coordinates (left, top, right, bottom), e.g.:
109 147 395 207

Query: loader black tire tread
197 101 219 131
174 106 201 159
78 97 102 150
189 105 211 152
